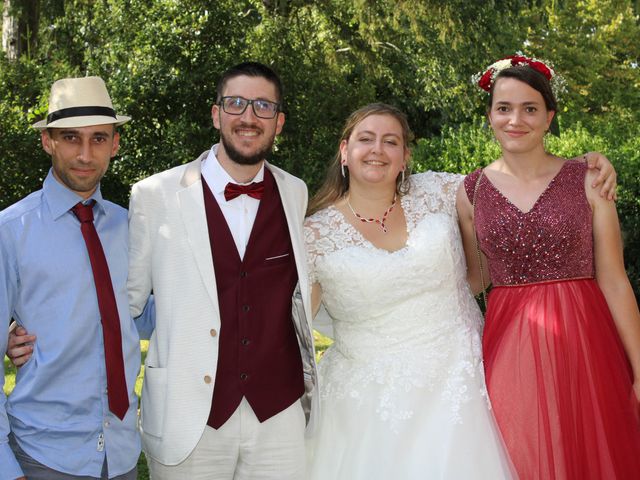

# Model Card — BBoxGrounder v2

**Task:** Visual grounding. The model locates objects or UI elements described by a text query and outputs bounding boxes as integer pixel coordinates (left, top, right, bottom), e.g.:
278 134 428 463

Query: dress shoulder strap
463 168 484 204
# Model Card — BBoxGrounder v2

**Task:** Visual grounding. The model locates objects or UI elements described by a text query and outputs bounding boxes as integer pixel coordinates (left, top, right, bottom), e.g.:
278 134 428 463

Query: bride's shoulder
408 171 464 202
304 206 343 243
305 206 335 229
304 204 355 260
410 170 463 189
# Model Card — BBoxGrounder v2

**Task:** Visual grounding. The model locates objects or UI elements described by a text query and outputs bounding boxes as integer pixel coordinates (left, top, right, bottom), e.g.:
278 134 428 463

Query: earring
341 164 346 178
401 169 405 185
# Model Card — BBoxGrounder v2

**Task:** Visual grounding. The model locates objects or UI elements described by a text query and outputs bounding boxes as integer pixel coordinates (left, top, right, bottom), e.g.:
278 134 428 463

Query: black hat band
47 106 117 124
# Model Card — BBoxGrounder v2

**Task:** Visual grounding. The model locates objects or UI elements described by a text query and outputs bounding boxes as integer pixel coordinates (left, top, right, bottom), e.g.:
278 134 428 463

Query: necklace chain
346 194 397 234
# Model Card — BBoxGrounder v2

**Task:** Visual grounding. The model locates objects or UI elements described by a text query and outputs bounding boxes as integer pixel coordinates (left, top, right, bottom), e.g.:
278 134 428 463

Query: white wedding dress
304 172 514 479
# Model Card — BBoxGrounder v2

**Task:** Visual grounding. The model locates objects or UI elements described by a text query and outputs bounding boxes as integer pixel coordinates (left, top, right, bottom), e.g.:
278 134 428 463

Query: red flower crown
472 54 566 99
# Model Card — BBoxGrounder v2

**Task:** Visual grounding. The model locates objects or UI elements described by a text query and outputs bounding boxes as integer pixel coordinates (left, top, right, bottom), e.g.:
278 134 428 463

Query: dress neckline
480 161 568 215
328 195 411 254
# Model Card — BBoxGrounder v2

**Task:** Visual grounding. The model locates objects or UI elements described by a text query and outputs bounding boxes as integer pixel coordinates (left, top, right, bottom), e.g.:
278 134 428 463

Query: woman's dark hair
488 66 557 112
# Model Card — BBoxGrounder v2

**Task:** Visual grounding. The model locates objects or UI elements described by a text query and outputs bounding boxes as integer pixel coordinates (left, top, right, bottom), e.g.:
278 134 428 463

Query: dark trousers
9 434 137 480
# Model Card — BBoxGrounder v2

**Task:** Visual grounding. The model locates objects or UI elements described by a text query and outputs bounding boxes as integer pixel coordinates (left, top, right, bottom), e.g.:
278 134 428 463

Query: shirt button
242 305 250 312
104 420 110 427
204 375 212 384
210 329 217 337
241 338 250 346
240 373 248 381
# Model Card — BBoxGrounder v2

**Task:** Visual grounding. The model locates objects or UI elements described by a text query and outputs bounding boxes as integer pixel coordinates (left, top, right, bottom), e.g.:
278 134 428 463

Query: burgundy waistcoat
202 169 304 429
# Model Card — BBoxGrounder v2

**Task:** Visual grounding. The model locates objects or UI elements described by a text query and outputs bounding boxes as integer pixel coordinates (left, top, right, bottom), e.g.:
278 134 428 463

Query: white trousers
148 398 306 480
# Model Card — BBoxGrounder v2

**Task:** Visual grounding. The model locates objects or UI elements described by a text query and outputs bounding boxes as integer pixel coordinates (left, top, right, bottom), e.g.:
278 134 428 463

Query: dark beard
220 131 274 166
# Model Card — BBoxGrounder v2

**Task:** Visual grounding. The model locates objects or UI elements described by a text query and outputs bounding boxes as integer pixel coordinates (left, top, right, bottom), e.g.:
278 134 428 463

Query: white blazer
127 151 318 465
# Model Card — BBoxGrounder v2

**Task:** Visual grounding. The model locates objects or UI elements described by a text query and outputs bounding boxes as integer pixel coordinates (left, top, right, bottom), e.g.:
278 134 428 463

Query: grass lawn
3 332 332 479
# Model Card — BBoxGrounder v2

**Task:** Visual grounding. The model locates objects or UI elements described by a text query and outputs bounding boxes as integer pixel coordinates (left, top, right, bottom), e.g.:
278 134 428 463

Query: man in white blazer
127 62 317 479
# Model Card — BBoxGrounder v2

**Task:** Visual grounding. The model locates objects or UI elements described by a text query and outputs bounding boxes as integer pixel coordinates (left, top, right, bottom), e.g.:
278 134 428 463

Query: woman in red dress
457 56 640 479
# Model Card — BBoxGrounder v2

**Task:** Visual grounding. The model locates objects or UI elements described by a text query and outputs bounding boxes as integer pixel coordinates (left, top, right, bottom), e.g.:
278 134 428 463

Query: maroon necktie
72 201 129 420
224 181 265 201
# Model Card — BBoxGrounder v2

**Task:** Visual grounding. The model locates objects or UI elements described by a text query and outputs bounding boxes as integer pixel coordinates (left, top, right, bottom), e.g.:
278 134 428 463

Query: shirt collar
202 144 265 196
43 169 107 221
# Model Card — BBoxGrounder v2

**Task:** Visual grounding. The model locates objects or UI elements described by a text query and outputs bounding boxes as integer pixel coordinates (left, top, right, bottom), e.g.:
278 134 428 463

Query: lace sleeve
304 207 352 286
303 217 322 285
407 171 464 219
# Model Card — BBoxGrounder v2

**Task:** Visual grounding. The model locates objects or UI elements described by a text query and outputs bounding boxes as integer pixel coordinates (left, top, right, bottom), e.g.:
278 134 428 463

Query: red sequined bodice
464 161 594 286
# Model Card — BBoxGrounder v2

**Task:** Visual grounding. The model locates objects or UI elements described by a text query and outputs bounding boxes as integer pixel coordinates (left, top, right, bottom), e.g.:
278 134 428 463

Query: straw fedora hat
33 76 131 130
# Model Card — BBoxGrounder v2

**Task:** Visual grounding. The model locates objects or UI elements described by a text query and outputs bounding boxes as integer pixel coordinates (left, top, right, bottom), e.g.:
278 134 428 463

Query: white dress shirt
201 144 264 260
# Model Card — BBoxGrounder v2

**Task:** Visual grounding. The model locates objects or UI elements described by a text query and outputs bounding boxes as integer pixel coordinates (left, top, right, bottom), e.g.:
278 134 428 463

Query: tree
2 0 39 60
2 0 19 59
0 0 638 299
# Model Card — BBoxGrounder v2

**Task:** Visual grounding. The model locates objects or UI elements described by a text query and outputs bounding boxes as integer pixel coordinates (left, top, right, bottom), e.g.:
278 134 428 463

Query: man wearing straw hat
0 76 153 480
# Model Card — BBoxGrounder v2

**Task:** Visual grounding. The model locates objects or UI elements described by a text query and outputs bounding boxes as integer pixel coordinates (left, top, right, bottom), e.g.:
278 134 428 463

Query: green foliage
137 455 149 480
0 56 51 207
521 1 640 124
412 117 500 174
0 0 638 294
3 355 16 396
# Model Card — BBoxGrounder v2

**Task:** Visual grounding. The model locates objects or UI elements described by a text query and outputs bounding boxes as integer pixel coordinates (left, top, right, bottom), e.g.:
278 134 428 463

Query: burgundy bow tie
224 181 265 201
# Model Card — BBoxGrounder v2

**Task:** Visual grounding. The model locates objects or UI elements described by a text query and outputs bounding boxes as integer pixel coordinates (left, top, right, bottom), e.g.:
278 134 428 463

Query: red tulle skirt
483 278 640 480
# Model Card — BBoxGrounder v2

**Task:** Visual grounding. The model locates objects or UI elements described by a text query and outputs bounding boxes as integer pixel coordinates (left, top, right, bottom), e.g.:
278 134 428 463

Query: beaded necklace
346 194 397 234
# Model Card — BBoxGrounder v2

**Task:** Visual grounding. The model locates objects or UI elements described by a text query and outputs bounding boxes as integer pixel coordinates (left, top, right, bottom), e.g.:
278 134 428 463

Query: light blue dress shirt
0 170 154 479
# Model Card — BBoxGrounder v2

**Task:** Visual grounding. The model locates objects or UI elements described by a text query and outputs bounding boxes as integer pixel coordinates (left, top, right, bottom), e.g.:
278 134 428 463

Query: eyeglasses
218 96 281 119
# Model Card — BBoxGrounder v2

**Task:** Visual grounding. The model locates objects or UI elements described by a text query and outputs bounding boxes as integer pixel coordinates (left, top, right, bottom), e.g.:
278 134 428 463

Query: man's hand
584 152 617 201
6 325 36 367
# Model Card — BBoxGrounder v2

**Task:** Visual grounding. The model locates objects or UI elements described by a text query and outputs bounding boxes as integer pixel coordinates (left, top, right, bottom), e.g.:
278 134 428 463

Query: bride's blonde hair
307 103 414 217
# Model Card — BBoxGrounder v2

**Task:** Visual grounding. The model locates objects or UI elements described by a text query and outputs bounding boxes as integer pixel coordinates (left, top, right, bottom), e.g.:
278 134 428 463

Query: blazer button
242 305 250 312
240 271 247 278
210 329 217 337
240 373 248 381
241 338 250 346
204 375 212 384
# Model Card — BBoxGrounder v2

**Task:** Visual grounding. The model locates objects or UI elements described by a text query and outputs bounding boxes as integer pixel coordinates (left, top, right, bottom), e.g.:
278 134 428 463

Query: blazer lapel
177 155 220 312
266 163 311 323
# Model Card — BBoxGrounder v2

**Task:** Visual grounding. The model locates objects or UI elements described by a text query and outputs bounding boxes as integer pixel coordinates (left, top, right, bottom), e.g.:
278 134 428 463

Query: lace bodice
464 161 594 286
304 172 488 429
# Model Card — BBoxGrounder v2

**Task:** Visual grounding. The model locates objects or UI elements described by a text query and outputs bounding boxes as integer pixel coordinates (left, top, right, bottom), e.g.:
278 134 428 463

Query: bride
304 103 514 479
